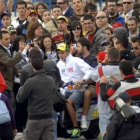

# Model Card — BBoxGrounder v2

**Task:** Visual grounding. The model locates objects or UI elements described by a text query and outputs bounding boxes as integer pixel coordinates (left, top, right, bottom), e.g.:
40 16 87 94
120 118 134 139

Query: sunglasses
96 16 106 19
27 7 34 10
123 2 132 4
132 47 139 50
57 2 65 5
72 27 81 30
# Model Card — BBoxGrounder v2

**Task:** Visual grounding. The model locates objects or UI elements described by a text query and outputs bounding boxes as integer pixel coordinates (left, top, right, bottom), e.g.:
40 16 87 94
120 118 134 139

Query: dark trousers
0 123 14 140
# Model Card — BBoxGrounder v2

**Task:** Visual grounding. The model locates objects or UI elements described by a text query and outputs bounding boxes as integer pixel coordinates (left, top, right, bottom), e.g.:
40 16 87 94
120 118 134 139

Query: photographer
103 92 140 140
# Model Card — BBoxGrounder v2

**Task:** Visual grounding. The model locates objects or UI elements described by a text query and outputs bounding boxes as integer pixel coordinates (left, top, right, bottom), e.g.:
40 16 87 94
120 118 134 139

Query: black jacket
133 54 140 70
20 60 61 87
120 50 134 61
16 70 56 120
104 108 140 140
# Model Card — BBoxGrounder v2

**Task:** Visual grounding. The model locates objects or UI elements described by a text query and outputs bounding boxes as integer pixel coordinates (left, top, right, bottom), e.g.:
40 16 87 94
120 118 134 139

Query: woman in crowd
104 27 114 47
27 21 44 41
67 21 84 53
42 10 52 28
35 3 48 22
40 34 58 62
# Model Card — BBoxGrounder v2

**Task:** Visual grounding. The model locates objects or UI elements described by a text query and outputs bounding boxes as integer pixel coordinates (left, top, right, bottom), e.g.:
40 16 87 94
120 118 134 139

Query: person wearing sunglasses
131 37 140 70
67 21 83 53
56 0 74 18
96 12 111 30
123 0 134 15
114 35 134 61
106 0 125 26
83 14 107 55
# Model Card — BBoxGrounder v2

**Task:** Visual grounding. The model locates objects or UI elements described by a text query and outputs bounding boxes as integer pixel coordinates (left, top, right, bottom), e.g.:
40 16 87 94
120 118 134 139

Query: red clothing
88 33 95 43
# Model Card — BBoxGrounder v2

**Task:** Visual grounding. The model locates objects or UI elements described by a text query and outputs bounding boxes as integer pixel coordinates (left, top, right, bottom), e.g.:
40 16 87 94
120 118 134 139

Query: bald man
96 11 111 29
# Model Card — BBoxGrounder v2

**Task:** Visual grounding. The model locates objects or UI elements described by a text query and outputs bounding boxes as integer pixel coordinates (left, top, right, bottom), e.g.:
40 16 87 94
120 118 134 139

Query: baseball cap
57 15 68 23
7 25 17 34
118 92 131 103
101 40 111 47
97 51 107 62
112 22 123 30
1 12 11 19
27 9 38 16
56 43 69 51
112 27 127 38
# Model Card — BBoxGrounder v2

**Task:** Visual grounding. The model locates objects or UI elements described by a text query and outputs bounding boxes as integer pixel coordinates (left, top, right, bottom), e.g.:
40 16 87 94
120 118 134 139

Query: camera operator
103 92 140 140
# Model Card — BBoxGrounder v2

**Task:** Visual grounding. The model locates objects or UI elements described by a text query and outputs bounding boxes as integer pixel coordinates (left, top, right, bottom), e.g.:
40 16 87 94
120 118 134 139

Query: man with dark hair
84 3 97 18
131 37 140 69
69 0 84 22
56 0 74 18
76 37 98 129
17 53 56 140
45 5 62 36
57 15 70 41
0 30 24 110
127 16 140 41
12 0 27 28
83 14 107 54
16 9 39 37
114 35 134 61
106 0 125 25
20 48 61 139
100 60 140 108
77 48 122 139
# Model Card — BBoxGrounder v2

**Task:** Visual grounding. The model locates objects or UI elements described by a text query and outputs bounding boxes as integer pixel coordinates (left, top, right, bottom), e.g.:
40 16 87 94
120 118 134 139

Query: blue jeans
53 111 57 140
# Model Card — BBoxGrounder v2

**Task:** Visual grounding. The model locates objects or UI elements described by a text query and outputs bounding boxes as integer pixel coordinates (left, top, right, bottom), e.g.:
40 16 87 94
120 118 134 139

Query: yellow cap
57 15 68 23
57 43 67 51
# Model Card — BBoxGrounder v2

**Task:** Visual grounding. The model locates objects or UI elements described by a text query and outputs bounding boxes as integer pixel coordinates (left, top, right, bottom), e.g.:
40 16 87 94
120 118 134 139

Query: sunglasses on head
72 27 81 31
96 16 106 19
123 2 132 4
132 46 139 50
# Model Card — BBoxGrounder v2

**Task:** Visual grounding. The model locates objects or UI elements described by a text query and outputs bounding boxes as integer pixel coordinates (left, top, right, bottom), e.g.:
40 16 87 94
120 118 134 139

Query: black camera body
28 43 34 47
